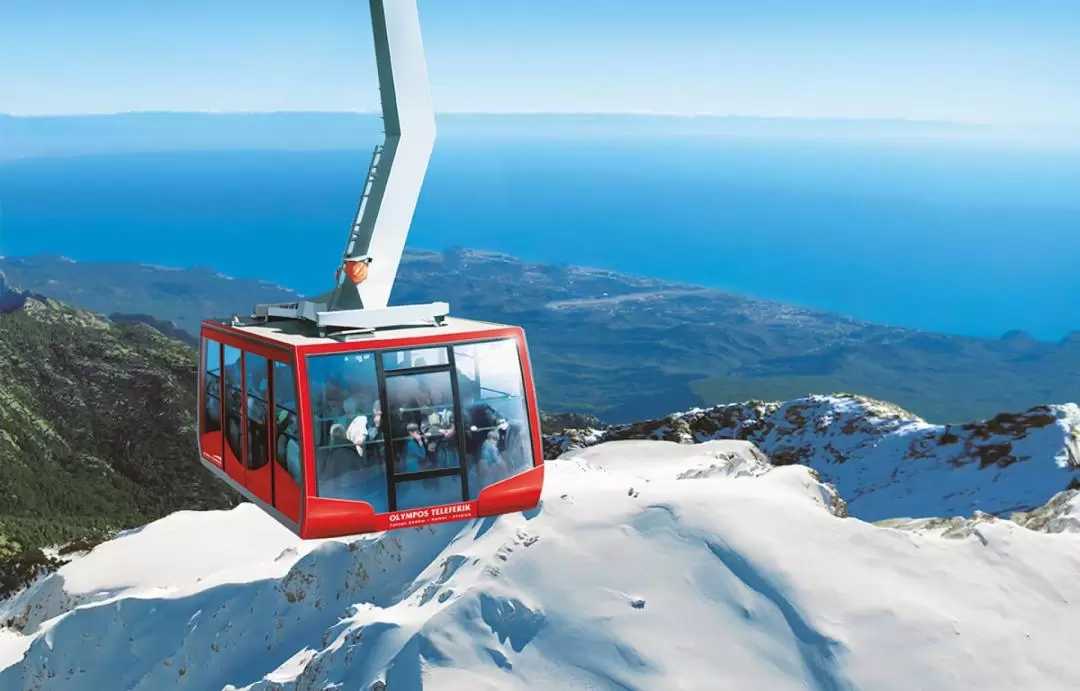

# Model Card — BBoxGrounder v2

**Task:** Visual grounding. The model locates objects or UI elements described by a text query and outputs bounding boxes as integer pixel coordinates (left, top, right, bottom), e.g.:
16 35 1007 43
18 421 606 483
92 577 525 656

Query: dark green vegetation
3 249 1079 426
0 286 237 596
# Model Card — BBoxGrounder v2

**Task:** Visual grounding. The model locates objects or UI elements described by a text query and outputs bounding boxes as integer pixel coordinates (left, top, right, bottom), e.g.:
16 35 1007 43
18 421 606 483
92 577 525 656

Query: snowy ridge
547 394 1080 521
4 440 1080 690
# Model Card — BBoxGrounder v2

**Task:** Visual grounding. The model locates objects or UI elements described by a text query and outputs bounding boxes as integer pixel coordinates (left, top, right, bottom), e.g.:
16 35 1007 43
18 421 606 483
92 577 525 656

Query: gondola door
380 346 469 512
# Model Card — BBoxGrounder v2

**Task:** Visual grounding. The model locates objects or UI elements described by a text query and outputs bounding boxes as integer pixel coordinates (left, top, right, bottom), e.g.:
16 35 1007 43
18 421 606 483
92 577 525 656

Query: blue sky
3 0 1080 128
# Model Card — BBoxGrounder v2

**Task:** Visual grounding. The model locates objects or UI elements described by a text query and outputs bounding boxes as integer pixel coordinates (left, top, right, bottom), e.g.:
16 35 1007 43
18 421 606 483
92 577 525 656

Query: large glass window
201 338 222 451
223 345 243 463
273 361 302 486
454 339 535 499
307 352 388 512
385 370 460 476
245 353 270 471
382 346 449 372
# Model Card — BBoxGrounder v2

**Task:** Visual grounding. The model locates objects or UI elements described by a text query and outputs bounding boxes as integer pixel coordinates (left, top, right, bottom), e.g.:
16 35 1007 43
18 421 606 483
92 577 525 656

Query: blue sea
1 136 1079 341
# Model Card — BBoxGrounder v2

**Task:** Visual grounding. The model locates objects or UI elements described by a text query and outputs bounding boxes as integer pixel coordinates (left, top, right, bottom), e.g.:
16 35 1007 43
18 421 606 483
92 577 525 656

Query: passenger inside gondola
364 399 384 465
317 423 362 494
342 397 369 454
478 430 508 486
422 385 458 465
276 409 302 484
399 422 430 474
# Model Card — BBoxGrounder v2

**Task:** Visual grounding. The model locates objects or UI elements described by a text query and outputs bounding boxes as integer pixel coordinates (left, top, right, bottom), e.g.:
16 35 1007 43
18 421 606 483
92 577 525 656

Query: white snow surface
550 395 1080 521
3 439 1080 690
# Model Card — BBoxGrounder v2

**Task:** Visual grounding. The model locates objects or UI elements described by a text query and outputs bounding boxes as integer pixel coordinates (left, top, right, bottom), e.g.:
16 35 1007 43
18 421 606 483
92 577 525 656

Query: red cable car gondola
197 318 544 538
195 0 544 538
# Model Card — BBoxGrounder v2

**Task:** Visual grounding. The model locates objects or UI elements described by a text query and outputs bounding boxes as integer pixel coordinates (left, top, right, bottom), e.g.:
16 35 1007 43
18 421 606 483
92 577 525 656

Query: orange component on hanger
342 259 371 284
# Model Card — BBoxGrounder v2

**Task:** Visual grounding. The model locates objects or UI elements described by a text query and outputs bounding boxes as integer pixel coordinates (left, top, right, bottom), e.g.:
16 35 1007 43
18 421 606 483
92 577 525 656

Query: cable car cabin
197 316 545 539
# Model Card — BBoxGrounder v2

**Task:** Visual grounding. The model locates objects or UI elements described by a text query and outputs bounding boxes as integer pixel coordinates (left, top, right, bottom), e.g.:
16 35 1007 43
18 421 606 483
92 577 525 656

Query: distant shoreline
4 111 1077 162
3 250 1078 347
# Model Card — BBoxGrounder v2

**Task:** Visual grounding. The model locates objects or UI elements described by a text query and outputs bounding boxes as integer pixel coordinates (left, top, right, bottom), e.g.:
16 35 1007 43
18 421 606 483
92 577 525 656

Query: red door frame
270 359 303 525
295 352 317 501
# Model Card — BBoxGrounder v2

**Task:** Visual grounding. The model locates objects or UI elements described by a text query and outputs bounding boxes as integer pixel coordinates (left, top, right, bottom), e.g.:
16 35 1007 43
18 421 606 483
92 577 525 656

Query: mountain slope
3 440 1080 690
546 394 1080 521
0 288 236 575
0 256 300 336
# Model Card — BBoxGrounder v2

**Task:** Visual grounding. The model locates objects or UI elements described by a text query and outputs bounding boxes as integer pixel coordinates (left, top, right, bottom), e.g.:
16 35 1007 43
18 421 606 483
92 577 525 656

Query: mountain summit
1 289 1079 688
3 440 1080 690
548 394 1080 521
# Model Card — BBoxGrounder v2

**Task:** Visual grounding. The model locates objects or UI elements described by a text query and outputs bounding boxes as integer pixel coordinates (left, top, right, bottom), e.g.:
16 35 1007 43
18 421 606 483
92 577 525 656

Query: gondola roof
206 316 516 349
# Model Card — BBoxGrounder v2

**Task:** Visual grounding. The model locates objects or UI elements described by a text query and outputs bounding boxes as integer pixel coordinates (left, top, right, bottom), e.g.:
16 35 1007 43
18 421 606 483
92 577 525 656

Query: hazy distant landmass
0 111 1011 161
2 250 1077 425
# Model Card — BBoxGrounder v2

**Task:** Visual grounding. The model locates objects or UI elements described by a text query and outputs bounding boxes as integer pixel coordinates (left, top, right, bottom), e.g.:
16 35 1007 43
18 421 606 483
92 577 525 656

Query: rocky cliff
544 393 1080 521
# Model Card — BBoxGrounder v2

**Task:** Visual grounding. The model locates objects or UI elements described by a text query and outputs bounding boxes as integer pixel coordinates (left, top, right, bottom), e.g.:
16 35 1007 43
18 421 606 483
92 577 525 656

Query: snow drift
4 439 1080 690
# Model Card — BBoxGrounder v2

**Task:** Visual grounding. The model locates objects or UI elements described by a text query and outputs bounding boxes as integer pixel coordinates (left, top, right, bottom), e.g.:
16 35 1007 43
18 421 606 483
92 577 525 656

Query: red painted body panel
273 461 303 524
293 352 316 525
223 432 247 486
200 431 224 466
301 497 379 538
197 319 545 539
246 441 273 506
477 465 545 517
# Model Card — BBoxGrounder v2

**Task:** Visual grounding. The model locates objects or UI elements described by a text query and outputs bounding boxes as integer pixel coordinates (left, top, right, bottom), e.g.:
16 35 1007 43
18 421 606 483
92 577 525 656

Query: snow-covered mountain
4 439 1080 690
546 394 1080 521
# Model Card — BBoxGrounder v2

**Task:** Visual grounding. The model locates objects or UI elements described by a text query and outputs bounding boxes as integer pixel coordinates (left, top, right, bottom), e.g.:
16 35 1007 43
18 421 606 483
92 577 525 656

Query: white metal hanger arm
253 0 444 330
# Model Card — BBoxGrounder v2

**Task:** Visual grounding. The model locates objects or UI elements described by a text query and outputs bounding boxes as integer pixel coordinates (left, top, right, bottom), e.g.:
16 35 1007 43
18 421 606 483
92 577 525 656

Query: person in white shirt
342 396 369 457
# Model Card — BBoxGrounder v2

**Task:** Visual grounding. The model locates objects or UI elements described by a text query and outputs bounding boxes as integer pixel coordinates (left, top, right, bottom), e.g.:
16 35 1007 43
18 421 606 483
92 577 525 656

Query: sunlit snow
2 439 1080 690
